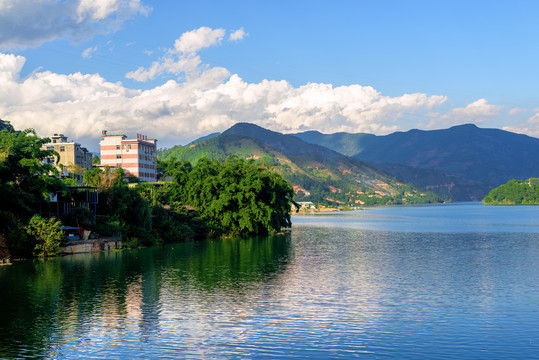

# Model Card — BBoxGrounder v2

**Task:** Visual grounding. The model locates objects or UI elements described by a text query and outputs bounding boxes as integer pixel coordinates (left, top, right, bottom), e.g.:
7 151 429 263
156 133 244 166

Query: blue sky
1 0 538 150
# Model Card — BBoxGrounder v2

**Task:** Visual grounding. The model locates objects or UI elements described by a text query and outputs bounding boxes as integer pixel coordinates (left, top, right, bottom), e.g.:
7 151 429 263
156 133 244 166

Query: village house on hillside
41 133 93 183
99 131 157 182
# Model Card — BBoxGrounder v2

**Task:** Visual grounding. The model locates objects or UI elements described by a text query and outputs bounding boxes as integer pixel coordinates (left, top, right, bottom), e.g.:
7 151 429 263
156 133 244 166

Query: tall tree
165 156 295 236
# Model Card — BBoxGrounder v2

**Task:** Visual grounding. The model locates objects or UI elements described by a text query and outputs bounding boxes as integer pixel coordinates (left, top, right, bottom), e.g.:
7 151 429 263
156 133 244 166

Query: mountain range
293 124 539 187
159 123 539 203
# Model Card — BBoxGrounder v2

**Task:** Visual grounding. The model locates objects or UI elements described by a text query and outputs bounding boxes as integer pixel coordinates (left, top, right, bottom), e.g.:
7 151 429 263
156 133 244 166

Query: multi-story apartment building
42 134 93 183
99 131 157 182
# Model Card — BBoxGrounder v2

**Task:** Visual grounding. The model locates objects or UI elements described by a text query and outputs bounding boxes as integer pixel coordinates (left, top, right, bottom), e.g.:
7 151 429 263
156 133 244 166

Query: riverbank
62 237 123 254
296 207 340 213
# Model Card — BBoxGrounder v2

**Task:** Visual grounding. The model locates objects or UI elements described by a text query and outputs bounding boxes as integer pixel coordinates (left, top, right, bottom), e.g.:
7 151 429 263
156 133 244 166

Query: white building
42 133 93 183
99 131 157 182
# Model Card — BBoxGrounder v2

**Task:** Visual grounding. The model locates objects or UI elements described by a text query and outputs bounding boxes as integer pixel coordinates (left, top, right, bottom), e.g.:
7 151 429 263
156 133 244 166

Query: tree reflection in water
0 234 292 358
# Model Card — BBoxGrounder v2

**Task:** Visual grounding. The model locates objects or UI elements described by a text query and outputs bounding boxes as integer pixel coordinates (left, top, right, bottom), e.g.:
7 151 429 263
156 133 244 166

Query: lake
1 202 538 359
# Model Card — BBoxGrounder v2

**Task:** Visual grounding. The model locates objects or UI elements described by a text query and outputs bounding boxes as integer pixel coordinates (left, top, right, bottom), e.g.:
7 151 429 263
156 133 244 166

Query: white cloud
229 28 247 41
1 47 449 150
126 27 227 82
82 46 99 58
126 55 205 82
426 98 503 128
16 27 538 151
173 27 225 54
0 0 151 50
2 25 536 153
451 98 502 118
503 113 539 138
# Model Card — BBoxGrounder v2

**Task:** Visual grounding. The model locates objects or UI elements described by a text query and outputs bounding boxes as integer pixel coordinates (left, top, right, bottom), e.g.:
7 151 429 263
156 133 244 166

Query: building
42 134 93 183
99 131 157 182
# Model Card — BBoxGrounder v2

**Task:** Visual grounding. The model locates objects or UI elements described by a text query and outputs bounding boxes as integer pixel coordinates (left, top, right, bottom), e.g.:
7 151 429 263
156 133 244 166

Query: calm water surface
1 202 539 359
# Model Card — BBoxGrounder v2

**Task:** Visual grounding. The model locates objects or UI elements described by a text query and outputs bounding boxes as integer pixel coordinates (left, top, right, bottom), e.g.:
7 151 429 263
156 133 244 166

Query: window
59 146 65 152
128 144 131 150
116 154 122 159
116 145 120 150
46 146 54 151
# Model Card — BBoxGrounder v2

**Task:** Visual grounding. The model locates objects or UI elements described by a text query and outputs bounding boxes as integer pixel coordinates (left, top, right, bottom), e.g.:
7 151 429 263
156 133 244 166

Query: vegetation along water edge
0 120 295 260
483 178 539 205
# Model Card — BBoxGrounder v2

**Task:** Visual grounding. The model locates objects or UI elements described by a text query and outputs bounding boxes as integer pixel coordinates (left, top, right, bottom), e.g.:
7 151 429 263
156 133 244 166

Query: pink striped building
99 131 157 182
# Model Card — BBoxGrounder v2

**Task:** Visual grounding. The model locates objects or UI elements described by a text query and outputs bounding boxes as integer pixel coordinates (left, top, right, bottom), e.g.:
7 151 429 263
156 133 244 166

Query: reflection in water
0 235 292 358
1 207 539 358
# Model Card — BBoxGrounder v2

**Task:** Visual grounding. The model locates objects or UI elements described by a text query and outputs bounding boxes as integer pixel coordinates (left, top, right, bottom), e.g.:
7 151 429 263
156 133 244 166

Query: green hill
483 178 539 205
160 124 448 206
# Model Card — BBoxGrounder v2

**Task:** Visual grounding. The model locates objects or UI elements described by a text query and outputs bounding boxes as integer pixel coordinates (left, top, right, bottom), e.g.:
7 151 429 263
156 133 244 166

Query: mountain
293 124 539 193
160 123 448 206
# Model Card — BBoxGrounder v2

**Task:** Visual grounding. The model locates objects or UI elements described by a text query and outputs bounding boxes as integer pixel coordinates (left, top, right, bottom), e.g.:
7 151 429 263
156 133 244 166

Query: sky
1 0 539 151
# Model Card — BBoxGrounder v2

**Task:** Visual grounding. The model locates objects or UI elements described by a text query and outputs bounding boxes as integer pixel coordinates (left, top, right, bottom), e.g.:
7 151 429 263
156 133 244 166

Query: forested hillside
483 178 539 205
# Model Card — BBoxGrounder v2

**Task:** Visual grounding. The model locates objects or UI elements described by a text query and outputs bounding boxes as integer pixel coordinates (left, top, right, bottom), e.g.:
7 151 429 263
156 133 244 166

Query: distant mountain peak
223 122 343 159
224 122 280 137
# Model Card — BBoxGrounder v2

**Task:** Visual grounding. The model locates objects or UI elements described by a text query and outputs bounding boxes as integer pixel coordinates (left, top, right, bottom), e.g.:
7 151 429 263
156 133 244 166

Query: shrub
26 215 66 257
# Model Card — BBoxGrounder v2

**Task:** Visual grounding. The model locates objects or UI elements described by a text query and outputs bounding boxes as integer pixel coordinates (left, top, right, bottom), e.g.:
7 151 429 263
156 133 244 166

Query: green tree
83 166 125 189
165 156 295 237
0 128 60 218
26 215 65 257
0 127 66 257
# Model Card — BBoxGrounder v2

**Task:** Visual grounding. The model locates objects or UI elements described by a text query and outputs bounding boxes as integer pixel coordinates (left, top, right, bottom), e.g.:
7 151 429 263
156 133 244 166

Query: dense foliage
26 215 65 257
0 126 60 219
161 156 295 237
0 121 66 258
483 178 539 205
83 156 295 243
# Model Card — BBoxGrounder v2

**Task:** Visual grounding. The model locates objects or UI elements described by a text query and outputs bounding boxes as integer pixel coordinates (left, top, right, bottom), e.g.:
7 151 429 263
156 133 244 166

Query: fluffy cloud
1 48 448 150
173 27 225 53
426 98 503 128
503 113 539 138
126 27 228 82
229 28 247 41
0 0 151 50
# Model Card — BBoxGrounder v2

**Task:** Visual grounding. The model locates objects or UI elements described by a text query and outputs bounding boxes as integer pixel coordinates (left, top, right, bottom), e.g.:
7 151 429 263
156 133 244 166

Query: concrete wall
62 238 123 255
